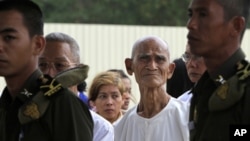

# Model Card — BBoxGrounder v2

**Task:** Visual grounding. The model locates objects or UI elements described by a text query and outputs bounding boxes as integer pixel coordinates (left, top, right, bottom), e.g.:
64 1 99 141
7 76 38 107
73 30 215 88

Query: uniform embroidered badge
216 83 229 100
23 102 40 119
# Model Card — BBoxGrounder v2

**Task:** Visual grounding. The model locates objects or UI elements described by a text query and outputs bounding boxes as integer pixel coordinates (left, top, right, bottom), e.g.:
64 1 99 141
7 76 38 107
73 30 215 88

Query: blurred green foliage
33 0 250 27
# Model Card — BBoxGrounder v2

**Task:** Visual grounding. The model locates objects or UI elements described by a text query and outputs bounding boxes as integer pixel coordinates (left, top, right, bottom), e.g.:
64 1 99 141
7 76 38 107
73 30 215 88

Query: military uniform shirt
189 48 250 141
0 70 93 141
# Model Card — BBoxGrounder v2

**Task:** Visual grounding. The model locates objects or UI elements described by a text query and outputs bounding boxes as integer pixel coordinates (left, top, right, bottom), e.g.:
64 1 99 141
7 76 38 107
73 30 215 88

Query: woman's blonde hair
88 71 124 101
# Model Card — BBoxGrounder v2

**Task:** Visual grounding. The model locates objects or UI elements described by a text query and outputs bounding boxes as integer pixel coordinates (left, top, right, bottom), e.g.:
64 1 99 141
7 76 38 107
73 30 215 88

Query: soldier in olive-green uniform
187 0 250 141
0 1 93 141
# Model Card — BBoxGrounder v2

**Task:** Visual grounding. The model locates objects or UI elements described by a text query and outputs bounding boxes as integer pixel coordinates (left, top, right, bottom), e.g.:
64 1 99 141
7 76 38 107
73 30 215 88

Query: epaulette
236 60 250 80
39 75 63 97
18 65 89 124
209 60 250 111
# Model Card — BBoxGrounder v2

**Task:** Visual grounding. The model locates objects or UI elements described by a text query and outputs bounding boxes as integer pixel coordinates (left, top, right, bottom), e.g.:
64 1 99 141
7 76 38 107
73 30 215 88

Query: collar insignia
215 75 226 84
21 89 33 97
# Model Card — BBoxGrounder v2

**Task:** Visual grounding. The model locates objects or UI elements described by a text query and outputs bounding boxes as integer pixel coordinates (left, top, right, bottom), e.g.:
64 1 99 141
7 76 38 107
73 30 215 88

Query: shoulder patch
23 101 40 120
209 60 250 111
39 75 63 97
236 60 250 80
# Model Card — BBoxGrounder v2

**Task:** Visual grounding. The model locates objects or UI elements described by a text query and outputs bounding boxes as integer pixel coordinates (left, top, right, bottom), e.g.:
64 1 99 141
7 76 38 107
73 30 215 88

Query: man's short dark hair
217 0 250 39
218 0 250 21
0 0 44 37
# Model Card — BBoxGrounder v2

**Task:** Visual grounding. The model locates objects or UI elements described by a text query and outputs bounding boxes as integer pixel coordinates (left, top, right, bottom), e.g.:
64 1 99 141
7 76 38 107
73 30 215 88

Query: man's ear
167 62 175 79
230 16 245 38
125 58 133 76
32 35 45 56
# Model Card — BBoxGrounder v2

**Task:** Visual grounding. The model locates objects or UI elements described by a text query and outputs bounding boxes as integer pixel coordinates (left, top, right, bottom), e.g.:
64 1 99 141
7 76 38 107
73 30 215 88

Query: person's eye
156 56 166 63
199 11 207 17
98 94 107 99
39 62 49 68
54 62 68 70
128 89 131 94
188 11 193 18
112 94 120 99
4 35 16 42
185 54 191 59
139 55 150 62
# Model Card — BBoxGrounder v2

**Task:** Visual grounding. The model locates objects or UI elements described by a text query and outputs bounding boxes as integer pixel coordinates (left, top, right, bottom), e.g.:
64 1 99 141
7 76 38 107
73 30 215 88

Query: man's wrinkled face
183 44 206 83
39 41 76 77
127 39 175 88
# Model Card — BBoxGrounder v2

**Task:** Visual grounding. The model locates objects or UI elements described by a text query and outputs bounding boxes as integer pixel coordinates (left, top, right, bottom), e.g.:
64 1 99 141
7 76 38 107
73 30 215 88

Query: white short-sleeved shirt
114 97 189 141
178 90 193 104
112 112 123 125
90 110 114 141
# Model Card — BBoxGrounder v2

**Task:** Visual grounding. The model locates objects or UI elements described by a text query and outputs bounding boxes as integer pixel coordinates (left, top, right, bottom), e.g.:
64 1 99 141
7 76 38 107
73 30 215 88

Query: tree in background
34 0 250 27
33 0 190 26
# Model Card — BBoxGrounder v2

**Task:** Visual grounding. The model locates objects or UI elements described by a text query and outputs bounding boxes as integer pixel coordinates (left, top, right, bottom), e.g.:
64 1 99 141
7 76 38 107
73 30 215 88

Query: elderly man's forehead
132 36 169 56
139 36 167 46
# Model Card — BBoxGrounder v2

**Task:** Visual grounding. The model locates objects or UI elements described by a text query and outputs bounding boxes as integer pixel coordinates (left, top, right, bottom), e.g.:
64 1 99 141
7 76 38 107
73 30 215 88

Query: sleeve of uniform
47 89 93 141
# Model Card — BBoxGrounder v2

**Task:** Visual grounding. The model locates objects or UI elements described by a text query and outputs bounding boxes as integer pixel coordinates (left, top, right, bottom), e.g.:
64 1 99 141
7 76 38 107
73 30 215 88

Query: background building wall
1 23 250 107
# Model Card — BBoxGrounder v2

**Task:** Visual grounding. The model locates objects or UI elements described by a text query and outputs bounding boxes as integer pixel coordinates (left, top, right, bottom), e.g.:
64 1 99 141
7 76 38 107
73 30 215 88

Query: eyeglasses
181 53 202 63
39 61 77 73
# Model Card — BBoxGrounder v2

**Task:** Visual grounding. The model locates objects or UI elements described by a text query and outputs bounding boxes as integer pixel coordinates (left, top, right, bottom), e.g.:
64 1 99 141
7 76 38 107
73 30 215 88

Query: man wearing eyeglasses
39 32 114 141
178 43 206 103
39 33 80 93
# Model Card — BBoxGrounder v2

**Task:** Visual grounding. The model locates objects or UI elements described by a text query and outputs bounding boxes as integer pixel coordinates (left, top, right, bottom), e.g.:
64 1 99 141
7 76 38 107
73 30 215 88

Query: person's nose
42 63 58 77
147 60 157 70
187 16 197 31
46 67 58 77
187 59 198 68
106 97 114 106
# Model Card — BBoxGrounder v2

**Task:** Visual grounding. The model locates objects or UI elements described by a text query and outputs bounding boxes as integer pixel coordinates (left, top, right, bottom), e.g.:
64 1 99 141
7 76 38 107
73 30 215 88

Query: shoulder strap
18 65 89 124
209 60 250 111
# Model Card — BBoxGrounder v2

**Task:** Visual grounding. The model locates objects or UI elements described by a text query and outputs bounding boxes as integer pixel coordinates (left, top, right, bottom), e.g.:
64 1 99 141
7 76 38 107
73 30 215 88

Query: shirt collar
210 48 245 85
0 69 43 106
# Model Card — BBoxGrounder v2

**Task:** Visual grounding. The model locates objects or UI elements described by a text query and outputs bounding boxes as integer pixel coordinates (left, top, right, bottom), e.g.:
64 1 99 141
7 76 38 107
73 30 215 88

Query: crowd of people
0 0 250 141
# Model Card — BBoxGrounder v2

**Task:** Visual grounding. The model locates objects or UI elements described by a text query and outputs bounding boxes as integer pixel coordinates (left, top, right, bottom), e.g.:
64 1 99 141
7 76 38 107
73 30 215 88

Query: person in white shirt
114 35 189 141
39 32 114 141
178 43 206 103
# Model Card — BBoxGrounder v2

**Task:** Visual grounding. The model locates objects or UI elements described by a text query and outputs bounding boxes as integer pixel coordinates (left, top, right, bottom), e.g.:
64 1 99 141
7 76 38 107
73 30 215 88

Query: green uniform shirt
190 48 250 141
0 70 93 141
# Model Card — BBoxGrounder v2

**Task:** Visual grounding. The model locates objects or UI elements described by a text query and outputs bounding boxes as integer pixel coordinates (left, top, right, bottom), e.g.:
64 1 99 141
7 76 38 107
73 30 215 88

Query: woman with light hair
88 71 124 124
